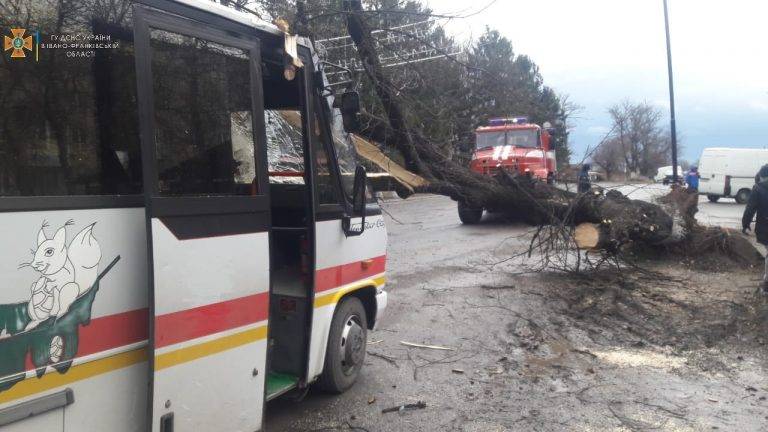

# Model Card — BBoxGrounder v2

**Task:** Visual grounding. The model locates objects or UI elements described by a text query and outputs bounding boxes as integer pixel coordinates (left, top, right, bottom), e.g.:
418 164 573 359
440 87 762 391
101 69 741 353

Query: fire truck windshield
476 129 539 149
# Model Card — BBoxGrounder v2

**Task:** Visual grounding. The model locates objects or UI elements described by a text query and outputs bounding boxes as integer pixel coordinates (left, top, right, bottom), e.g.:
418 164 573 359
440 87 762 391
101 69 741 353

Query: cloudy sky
426 0 768 163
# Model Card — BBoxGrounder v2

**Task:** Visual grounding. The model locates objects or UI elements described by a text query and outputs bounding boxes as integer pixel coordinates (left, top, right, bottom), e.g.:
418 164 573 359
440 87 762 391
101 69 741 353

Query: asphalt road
265 194 539 431
265 190 767 432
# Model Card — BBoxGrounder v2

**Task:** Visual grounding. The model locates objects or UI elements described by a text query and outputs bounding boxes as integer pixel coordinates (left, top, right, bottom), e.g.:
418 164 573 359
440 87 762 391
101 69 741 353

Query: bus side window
149 30 259 196
0 0 141 196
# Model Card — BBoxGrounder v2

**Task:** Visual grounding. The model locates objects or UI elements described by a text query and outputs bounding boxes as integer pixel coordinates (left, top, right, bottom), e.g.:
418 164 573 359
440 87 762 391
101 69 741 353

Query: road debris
451 368 465 374
486 365 504 375
381 401 427 414
400 341 454 351
366 351 399 368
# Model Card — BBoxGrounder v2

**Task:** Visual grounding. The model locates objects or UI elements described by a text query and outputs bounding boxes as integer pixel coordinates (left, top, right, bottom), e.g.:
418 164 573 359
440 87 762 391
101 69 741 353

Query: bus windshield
476 129 539 149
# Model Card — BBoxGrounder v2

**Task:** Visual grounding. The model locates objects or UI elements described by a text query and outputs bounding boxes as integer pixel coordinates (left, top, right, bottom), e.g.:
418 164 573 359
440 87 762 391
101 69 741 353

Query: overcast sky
426 0 768 164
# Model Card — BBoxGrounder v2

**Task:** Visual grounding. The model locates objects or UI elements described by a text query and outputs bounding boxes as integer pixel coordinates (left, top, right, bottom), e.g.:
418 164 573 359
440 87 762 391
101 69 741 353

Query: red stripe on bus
315 255 386 293
77 308 149 355
154 292 269 348
12 256 383 373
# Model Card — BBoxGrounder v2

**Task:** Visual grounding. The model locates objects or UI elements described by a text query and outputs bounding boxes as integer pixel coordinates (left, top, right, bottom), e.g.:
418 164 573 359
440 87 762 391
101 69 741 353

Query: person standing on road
742 164 768 294
578 164 591 193
685 166 699 191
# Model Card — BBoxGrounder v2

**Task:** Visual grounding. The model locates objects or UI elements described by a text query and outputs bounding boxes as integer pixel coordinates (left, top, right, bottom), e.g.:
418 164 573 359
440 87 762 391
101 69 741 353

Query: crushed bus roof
169 0 283 36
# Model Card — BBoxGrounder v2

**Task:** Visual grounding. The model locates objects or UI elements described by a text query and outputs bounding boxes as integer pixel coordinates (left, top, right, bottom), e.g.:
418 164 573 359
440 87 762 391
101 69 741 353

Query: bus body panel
149 221 269 431
0 208 148 431
1 0 388 428
308 215 387 381
63 361 148 431
3 409 62 432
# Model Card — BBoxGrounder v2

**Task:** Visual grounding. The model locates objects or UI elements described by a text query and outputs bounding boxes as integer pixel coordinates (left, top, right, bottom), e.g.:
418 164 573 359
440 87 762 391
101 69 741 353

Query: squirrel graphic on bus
11 221 102 333
0 220 119 393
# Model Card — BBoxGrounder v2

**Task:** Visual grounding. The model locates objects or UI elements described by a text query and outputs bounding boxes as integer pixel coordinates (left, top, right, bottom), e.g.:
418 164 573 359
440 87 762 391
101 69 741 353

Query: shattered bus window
265 110 305 184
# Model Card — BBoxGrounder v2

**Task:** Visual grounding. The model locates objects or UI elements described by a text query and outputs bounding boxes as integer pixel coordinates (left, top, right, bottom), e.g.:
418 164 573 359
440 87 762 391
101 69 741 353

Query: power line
316 18 462 84
317 19 440 44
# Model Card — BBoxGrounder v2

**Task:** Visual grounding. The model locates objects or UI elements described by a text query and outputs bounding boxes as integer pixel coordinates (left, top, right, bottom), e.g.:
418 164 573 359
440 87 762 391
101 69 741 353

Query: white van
698 148 768 203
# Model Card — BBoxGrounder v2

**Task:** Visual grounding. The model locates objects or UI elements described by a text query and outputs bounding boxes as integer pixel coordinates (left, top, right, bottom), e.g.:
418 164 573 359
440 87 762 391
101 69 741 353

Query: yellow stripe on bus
154 325 268 371
313 276 386 309
0 348 147 405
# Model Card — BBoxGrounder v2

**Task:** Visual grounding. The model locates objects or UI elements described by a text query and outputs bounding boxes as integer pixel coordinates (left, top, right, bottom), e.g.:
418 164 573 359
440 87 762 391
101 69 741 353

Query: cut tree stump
574 223 603 250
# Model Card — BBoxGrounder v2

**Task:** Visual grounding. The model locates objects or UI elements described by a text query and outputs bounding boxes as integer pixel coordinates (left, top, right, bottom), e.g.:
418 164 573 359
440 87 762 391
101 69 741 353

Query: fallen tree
340 0 761 269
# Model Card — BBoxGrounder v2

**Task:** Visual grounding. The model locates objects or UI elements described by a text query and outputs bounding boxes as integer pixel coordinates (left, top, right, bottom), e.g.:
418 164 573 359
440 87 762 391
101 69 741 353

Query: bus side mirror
342 165 367 237
337 91 361 133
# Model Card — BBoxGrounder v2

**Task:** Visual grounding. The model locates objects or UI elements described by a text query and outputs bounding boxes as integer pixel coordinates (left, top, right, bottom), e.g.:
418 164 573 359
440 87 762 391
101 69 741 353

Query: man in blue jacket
743 164 768 294
685 166 699 191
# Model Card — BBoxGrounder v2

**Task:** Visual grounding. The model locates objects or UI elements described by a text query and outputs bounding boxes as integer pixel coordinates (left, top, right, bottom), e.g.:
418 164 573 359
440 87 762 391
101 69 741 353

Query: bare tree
607 101 675 178
592 137 625 180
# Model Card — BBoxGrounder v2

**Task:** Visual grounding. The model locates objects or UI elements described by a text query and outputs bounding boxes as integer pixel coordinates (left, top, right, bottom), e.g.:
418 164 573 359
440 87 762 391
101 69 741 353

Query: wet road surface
265 193 768 431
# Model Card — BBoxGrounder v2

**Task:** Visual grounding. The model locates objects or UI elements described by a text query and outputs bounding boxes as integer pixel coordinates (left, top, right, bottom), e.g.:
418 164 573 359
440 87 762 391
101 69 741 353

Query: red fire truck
459 117 557 224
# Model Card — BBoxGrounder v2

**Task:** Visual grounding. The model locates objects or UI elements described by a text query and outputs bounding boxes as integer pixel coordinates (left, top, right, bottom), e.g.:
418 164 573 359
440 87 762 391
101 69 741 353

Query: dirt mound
541 267 767 353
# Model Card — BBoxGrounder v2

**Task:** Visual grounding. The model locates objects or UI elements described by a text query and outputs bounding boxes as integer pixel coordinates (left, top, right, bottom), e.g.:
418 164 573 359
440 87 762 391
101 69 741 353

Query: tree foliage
239 0 573 167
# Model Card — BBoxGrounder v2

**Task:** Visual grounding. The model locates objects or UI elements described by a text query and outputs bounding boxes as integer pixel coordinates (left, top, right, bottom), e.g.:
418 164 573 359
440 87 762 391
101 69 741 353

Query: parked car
654 165 684 185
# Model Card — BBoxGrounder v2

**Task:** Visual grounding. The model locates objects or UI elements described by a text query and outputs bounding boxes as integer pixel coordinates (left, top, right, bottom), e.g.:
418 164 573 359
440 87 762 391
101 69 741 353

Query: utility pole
663 0 679 183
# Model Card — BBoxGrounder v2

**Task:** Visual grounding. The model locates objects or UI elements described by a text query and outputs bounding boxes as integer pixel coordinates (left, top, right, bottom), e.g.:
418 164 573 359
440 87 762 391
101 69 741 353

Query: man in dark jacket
742 164 768 293
578 164 591 194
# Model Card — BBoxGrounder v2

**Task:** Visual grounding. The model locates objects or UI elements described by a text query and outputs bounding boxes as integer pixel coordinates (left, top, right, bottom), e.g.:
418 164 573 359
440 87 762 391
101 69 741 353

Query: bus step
265 372 299 401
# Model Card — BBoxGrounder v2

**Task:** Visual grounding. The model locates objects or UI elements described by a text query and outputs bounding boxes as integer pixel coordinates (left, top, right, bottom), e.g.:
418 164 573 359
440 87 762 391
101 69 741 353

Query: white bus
698 147 768 203
0 1 388 431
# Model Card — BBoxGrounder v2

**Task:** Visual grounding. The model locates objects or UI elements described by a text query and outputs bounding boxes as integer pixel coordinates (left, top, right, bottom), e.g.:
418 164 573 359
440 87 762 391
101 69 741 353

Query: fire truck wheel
458 202 483 224
318 297 368 394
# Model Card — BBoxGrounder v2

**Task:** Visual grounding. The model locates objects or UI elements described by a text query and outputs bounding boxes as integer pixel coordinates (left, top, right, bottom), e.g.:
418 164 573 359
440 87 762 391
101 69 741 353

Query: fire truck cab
459 117 557 224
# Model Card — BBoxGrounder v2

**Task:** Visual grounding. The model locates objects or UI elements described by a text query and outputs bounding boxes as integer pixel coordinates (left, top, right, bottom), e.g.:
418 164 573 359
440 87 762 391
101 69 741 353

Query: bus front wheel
318 297 368 394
